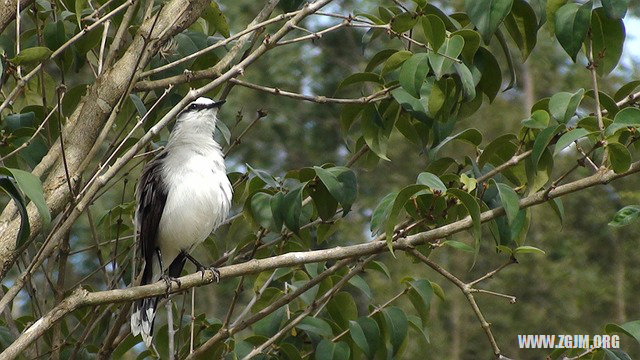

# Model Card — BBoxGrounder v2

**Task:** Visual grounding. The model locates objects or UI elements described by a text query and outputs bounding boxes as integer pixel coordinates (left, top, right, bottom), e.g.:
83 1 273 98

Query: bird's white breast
156 145 232 268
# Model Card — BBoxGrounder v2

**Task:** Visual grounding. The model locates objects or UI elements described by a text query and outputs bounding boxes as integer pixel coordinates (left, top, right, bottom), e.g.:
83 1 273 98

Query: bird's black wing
136 151 168 284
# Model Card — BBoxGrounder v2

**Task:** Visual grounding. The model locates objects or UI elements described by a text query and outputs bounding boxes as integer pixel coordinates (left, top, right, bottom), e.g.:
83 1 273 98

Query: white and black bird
130 97 232 347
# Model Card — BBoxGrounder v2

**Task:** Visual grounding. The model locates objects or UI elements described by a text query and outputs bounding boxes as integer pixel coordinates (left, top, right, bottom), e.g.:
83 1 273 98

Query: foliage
0 0 639 359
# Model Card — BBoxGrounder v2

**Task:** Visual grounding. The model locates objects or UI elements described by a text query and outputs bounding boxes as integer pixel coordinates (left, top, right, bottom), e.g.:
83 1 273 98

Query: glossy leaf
453 29 481 64
298 317 333 338
0 175 30 246
513 245 546 255
428 35 464 80
405 279 433 325
313 166 357 215
605 320 640 344
522 109 551 129
3 168 51 229
614 81 640 102
391 88 429 123
315 339 350 360
607 142 631 173
496 182 520 224
454 62 476 102
381 307 408 355
283 184 305 233
416 172 447 193
371 192 397 236
9 47 53 65
337 72 383 90
448 188 482 241
504 0 538 60
385 184 431 251
421 15 446 50
465 0 514 43
474 47 502 102
590 8 625 76
391 12 418 33
399 53 430 98
382 50 412 74
443 240 475 253
608 205 640 227
553 128 590 155
350 317 380 358
602 0 629 19
554 1 592 61
429 128 482 158
549 88 584 123
531 125 561 170
606 108 640 136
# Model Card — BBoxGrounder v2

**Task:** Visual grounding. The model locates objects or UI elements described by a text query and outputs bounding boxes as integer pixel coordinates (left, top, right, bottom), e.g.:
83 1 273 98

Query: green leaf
44 20 66 51
405 279 433 325
327 292 358 329
9 47 52 65
416 172 447 193
549 88 584 123
429 281 446 301
453 29 481 64
428 34 464 80
495 182 520 224
465 0 514 43
590 8 625 76
553 128 590 155
545 0 567 35
209 2 230 37
391 12 418 33
429 128 482 158
350 318 380 358
547 198 565 226
614 81 640 102
371 192 397 236
522 109 550 129
454 62 476 102
75 0 86 26
478 134 517 167
554 1 592 61
443 240 475 253
421 15 446 50
337 72 383 90
605 320 640 344
381 307 408 355
349 274 373 298
129 94 147 117
607 142 631 173
315 340 350 360
504 0 538 60
283 184 305 233
602 0 629 19
608 205 640 227
513 245 546 255
298 317 333 338
365 49 397 72
604 349 632 360
313 166 357 215
531 125 561 170
385 184 431 252
606 108 640 136
391 88 429 123
399 53 430 98
3 168 51 229
0 175 30 247
366 260 391 279
349 321 371 358
448 188 482 241
474 47 502 102
382 50 412 75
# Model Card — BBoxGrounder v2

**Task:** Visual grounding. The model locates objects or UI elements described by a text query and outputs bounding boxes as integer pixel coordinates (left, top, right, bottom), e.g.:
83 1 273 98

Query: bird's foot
159 274 181 296
197 265 220 283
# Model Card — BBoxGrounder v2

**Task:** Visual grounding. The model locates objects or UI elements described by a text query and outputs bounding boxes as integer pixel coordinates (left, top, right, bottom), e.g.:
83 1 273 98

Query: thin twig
224 109 267 157
0 103 59 162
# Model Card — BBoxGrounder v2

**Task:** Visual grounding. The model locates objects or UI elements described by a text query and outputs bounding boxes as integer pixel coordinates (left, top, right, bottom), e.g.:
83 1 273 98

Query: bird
130 97 233 347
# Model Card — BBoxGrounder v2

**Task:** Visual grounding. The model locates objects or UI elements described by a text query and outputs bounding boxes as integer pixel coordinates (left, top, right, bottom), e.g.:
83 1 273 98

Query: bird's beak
210 100 226 109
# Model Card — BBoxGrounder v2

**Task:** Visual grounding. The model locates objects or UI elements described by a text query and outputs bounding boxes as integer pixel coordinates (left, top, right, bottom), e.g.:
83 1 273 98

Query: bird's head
176 97 225 126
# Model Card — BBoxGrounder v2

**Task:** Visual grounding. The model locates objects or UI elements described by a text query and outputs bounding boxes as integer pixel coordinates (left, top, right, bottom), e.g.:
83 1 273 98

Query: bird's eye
189 104 197 110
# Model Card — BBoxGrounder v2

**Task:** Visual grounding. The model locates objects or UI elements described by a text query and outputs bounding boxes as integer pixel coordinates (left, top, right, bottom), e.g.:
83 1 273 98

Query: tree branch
4 160 638 358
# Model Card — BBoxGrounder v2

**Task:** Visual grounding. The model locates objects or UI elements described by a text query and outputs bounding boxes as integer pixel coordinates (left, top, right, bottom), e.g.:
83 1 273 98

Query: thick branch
0 0 32 33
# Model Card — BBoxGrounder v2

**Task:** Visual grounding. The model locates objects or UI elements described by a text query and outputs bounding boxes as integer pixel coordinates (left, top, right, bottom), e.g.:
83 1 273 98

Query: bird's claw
160 274 181 296
197 265 220 283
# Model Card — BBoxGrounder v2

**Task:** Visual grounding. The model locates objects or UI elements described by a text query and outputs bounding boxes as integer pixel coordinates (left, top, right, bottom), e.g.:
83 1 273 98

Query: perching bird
130 97 232 347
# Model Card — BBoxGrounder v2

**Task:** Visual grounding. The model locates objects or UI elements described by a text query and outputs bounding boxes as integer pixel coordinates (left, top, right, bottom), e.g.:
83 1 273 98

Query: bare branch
229 78 395 104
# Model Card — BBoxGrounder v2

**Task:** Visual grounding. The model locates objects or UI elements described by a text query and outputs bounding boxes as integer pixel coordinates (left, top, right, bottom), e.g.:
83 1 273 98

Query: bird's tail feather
131 259 158 347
